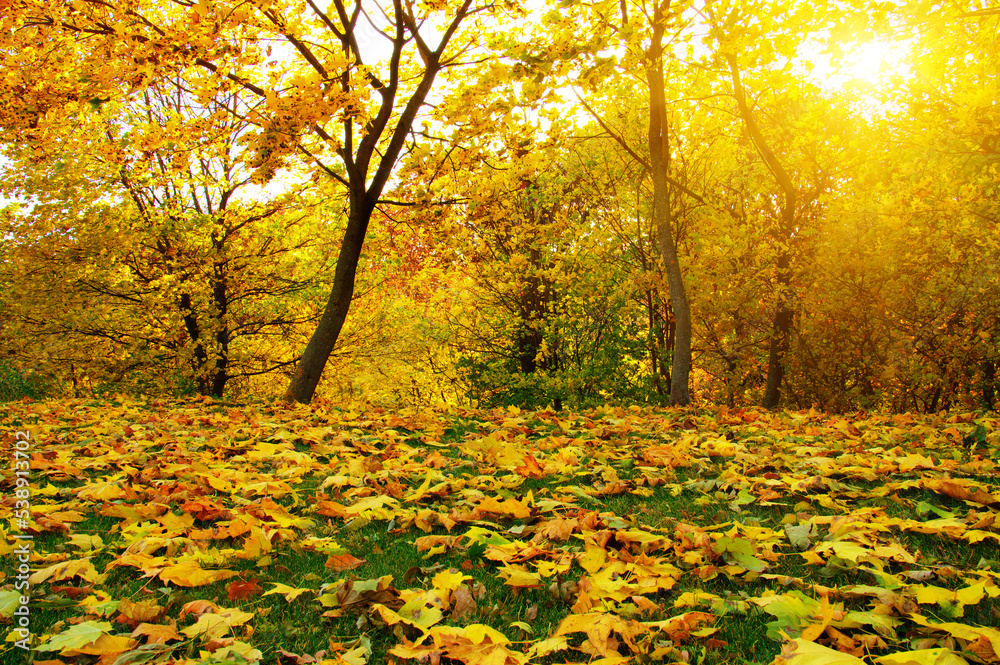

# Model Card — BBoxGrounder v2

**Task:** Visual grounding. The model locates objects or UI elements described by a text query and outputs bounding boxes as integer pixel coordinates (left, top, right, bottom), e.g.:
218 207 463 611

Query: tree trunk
280 2 474 403
647 290 664 395
646 2 692 407
209 258 230 398
763 255 793 409
178 291 227 397
283 197 373 403
762 303 793 408
726 54 797 410
983 358 996 410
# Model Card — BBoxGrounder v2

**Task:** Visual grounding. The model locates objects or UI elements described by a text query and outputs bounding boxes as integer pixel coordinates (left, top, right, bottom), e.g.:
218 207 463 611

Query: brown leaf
276 650 315 664
226 579 263 601
178 599 220 620
51 585 93 600
451 585 477 620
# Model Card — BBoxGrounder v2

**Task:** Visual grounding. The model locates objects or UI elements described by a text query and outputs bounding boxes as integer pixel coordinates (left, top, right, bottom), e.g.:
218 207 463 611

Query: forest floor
1 398 999 665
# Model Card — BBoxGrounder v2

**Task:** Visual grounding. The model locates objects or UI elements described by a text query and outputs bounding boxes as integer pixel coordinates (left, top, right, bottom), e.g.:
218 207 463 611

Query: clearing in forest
1 399 999 664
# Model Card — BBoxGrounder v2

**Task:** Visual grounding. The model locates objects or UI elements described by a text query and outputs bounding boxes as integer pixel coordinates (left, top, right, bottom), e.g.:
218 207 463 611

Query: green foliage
455 304 655 410
0 360 47 401
441 154 660 409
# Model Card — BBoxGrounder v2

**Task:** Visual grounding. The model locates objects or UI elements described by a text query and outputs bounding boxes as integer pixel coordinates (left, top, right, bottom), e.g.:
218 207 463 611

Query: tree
643 1 693 405
1 0 518 403
517 0 701 405
277 0 513 404
875 2 1000 411
0 77 327 397
439 141 649 408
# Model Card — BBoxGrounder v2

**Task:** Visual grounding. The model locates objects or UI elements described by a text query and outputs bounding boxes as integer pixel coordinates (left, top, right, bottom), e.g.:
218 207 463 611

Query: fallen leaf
227 579 263 601
36 621 137 657
159 559 237 587
131 621 183 644
325 553 367 571
775 638 867 665
263 583 313 602
29 559 99 585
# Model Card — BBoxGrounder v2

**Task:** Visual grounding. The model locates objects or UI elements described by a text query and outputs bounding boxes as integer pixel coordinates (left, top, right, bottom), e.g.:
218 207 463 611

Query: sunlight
795 37 912 112
839 40 909 85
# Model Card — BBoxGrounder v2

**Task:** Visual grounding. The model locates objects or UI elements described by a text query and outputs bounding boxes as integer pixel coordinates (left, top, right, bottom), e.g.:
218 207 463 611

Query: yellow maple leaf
29 558 99 585
498 565 543 588
181 606 253 640
555 612 642 656
263 583 313 602
432 569 470 594
158 559 237 587
76 482 131 501
874 649 970 665
775 638 867 665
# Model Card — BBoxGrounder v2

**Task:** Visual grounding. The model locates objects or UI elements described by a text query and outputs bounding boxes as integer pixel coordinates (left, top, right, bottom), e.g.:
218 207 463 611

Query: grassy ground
1 399 999 664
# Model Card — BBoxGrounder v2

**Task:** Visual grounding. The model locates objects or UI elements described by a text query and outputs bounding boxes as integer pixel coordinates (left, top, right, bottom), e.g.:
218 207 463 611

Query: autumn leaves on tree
1 0 999 411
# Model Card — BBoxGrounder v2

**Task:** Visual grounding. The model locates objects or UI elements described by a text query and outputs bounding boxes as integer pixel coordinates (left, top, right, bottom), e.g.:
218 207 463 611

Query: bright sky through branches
813 38 913 91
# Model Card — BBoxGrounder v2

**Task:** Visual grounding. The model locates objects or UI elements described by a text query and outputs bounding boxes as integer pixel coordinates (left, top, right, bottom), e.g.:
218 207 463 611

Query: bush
0 361 46 401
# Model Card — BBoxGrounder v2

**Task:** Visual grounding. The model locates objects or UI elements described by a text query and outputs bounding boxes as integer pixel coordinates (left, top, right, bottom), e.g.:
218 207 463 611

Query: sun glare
840 40 908 85
796 37 912 112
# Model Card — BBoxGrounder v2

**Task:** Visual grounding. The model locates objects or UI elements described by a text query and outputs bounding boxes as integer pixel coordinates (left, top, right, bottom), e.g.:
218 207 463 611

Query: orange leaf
325 553 367 571
473 496 531 519
179 599 220 620
131 622 183 644
181 499 228 521
513 452 545 478
924 479 1000 506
